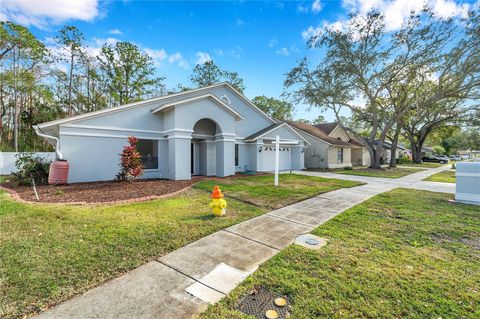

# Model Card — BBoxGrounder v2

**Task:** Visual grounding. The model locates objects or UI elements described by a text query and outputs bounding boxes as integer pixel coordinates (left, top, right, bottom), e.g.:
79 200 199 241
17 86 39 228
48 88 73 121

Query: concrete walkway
296 164 455 194
34 165 454 319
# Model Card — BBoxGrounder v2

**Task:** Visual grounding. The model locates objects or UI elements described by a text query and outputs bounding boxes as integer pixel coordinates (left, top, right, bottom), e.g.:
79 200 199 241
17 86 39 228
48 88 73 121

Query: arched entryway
191 118 221 176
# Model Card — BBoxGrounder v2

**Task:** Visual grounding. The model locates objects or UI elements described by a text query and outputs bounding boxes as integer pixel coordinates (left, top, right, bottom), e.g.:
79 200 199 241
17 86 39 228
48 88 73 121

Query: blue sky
1 0 477 121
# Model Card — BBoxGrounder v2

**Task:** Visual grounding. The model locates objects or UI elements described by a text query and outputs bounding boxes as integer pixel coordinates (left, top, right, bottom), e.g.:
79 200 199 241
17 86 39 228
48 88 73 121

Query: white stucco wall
209 86 274 138
58 125 167 183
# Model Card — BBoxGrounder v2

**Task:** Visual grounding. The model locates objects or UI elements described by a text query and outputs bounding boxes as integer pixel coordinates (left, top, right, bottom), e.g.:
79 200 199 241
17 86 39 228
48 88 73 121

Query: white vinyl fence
0 152 56 175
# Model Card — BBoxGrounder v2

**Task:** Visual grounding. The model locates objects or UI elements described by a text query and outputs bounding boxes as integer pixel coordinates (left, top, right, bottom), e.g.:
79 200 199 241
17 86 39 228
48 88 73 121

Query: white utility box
455 162 480 205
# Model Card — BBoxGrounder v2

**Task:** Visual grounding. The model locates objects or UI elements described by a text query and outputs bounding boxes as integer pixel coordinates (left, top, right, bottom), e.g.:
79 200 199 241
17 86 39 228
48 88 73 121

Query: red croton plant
116 136 144 181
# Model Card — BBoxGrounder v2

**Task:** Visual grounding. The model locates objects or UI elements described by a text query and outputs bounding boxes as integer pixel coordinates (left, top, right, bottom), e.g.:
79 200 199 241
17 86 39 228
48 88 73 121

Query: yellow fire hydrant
209 185 227 217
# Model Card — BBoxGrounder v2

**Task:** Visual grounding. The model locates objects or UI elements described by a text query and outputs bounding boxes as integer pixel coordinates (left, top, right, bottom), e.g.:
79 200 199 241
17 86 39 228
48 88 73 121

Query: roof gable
314 122 338 135
286 121 352 147
329 125 351 142
151 94 244 121
244 122 310 144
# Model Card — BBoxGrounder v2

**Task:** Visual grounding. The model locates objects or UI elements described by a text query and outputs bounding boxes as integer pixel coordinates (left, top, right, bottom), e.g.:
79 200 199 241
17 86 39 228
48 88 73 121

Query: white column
275 135 279 186
215 133 236 177
167 130 192 180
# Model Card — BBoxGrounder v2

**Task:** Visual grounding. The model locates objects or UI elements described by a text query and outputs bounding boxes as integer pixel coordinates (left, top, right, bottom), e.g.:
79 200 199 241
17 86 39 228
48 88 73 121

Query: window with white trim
337 148 344 163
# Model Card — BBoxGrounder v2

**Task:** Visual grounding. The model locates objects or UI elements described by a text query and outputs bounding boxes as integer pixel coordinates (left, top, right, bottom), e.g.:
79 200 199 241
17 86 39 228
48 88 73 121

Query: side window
137 139 158 169
235 144 239 166
337 148 344 163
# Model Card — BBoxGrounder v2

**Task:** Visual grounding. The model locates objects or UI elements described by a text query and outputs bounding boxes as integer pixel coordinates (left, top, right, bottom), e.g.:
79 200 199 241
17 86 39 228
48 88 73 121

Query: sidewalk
34 165 453 319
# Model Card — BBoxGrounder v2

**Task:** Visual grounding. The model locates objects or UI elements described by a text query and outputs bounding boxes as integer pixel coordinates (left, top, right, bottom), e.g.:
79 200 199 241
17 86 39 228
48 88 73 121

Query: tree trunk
412 143 423 163
13 50 18 152
389 125 402 168
68 53 74 116
372 144 383 168
367 142 383 169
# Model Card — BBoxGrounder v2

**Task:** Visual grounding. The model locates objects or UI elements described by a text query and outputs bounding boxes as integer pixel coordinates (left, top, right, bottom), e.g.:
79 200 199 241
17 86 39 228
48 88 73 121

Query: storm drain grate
237 287 290 318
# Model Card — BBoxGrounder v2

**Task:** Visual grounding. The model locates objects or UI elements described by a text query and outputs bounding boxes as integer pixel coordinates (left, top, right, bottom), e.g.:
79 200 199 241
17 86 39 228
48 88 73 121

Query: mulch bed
0 172 272 205
1 178 196 204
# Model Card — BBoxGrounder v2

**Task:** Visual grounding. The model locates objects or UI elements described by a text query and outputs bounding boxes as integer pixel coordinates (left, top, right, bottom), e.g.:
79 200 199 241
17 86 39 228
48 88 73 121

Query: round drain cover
274 297 287 307
265 309 279 319
305 238 319 245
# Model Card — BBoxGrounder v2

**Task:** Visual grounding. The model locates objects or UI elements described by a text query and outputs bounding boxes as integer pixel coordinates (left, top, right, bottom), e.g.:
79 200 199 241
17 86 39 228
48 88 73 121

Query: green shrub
12 153 51 185
116 136 144 181
397 154 411 164
344 166 353 170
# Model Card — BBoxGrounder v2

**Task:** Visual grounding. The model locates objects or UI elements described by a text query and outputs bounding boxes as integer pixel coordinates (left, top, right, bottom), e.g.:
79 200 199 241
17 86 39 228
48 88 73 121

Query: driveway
34 165 454 319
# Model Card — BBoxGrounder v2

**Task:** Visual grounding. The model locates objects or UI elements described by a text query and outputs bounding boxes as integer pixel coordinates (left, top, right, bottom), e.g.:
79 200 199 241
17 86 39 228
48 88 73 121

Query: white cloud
144 48 168 66
226 47 242 59
302 25 323 40
297 3 309 13
341 0 471 31
290 45 300 53
84 37 119 57
312 0 323 13
302 0 471 41
93 37 119 46
168 52 189 69
301 19 346 40
430 0 469 19
269 38 278 48
213 47 242 59
196 52 212 64
236 18 244 26
0 0 99 28
108 28 123 35
214 49 224 57
275 47 290 56
46 35 190 72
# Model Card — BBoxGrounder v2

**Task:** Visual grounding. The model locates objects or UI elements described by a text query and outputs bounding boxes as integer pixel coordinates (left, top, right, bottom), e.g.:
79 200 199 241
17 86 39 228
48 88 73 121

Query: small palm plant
116 136 144 181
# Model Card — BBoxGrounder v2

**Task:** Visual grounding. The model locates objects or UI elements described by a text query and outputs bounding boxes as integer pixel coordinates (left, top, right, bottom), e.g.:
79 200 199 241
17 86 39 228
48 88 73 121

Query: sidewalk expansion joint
265 213 316 228
156 260 226 296
222 229 281 252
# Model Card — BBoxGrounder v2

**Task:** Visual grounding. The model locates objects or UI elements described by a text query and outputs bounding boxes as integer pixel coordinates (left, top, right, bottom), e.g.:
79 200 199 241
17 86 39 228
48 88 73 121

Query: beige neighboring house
286 121 371 169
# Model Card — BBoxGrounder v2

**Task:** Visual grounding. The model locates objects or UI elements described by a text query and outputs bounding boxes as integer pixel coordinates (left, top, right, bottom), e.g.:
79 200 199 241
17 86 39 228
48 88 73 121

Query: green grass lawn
201 189 480 319
397 162 443 168
424 170 456 183
314 167 420 179
0 174 359 319
194 174 362 209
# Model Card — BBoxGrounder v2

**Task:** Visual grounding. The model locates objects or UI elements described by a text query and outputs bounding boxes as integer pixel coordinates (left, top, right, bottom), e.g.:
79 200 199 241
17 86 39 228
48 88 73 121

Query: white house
34 83 308 183
285 121 371 169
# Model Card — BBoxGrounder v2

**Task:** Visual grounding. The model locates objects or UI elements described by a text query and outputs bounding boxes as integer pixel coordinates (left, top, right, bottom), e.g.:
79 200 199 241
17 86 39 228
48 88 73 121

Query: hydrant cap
210 185 224 198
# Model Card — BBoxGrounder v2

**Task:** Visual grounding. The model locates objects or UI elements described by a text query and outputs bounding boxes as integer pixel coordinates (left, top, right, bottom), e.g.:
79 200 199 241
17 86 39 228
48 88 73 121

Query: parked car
422 155 449 164
450 155 462 161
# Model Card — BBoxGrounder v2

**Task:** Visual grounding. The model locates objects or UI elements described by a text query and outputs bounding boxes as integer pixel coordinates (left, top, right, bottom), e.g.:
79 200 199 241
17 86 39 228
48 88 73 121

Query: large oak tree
284 9 478 168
